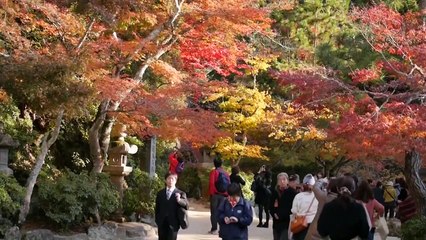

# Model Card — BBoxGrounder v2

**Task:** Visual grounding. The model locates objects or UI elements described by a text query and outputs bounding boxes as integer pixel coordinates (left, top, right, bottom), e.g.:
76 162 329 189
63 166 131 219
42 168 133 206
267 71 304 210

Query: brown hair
354 180 374 203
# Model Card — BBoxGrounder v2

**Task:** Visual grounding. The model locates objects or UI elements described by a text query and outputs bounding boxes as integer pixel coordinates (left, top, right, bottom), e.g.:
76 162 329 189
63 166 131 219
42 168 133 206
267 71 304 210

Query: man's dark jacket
155 188 189 231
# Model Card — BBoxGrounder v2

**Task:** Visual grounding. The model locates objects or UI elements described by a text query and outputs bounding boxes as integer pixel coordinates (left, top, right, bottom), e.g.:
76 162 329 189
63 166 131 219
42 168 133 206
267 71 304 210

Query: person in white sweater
291 174 319 240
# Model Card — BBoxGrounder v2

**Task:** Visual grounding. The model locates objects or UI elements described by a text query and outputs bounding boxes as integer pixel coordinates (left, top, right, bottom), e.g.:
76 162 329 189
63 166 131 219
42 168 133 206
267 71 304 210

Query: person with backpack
168 149 185 175
383 181 397 219
208 156 230 234
217 183 253 240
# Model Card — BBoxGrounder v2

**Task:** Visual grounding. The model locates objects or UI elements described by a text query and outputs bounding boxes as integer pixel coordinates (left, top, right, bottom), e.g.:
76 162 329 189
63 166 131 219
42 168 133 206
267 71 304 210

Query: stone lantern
0 122 18 176
103 123 138 221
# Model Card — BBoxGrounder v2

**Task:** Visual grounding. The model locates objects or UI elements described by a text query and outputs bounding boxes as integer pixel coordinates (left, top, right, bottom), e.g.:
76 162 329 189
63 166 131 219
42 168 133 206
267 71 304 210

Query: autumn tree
0 0 96 223
201 86 278 165
46 0 274 173
273 4 426 215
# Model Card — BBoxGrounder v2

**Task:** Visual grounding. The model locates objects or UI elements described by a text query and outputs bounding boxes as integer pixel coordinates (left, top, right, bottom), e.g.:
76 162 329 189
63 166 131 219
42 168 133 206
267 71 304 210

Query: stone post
0 122 18 176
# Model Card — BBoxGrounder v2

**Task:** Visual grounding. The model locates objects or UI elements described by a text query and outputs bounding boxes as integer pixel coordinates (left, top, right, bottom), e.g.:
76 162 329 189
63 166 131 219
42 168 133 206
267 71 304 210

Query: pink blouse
365 199 384 224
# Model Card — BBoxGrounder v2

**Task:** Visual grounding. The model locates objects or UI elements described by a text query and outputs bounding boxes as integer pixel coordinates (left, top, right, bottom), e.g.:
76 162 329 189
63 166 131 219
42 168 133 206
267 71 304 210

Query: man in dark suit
155 172 189 240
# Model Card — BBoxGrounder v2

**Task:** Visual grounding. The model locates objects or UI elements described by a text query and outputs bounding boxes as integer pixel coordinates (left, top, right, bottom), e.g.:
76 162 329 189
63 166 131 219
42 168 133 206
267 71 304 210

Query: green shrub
401 215 426 240
176 166 203 199
239 171 254 201
0 173 25 237
123 168 163 217
37 170 119 228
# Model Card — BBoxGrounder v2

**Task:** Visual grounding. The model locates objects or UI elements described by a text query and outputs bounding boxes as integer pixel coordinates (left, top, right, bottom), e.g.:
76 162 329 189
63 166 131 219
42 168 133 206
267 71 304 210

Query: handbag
290 196 315 234
290 215 308 234
375 216 389 239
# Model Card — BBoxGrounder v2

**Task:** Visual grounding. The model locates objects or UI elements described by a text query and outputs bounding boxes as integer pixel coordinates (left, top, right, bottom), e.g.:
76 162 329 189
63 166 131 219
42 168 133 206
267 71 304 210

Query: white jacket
291 191 318 223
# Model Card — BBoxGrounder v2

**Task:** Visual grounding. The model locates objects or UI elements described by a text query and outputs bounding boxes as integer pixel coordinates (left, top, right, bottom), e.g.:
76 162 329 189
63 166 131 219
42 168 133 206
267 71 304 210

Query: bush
37 170 119 228
176 166 203 199
401 215 426 240
0 173 25 237
239 171 254 201
123 169 163 217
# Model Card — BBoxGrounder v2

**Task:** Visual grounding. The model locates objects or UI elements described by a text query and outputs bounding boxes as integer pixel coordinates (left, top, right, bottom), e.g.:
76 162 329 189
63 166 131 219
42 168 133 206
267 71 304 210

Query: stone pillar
103 165 133 221
0 148 13 176
148 136 156 178
0 123 18 176
140 136 157 178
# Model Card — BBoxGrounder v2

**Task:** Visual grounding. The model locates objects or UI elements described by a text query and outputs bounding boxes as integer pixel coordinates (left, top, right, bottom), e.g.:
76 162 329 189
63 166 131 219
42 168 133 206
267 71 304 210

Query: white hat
303 174 315 186
386 181 393 186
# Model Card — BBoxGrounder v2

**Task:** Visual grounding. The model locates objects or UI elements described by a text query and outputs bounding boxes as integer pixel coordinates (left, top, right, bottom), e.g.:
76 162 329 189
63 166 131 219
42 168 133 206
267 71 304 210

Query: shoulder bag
290 196 315 234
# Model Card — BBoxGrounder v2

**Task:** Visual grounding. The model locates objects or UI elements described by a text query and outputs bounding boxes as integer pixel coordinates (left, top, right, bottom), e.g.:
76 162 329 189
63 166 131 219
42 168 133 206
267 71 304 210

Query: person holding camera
252 165 272 228
217 183 253 240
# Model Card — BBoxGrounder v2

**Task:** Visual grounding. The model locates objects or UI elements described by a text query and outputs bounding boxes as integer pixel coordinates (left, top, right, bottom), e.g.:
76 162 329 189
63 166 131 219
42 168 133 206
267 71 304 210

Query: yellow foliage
216 86 276 132
214 137 268 161
246 56 278 75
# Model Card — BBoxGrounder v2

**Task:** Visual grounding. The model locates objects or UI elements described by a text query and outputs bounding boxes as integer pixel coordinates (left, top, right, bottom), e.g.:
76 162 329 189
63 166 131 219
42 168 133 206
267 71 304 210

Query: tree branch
76 18 96 52
114 0 184 77
134 37 178 82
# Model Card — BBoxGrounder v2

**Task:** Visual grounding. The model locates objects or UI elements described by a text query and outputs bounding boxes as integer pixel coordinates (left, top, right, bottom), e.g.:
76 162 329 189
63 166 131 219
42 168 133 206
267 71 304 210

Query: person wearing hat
290 174 319 240
288 174 302 193
383 180 397 219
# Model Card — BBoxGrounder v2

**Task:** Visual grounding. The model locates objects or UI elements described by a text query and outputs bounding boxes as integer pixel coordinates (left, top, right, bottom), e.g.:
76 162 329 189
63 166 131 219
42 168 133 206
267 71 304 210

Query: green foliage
176 166 202 199
0 102 35 143
401 216 426 240
50 120 92 172
37 170 119 228
123 168 163 217
272 0 352 56
316 32 379 78
0 173 25 237
0 174 25 217
351 0 418 12
239 171 254 201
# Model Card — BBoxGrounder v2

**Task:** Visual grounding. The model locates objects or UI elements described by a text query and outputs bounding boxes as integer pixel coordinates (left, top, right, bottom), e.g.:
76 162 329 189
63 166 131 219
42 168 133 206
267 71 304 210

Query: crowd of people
156 153 419 240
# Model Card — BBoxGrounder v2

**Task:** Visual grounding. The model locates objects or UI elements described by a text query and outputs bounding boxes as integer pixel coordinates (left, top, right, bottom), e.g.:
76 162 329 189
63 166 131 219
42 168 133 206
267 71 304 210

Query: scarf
228 196 238 208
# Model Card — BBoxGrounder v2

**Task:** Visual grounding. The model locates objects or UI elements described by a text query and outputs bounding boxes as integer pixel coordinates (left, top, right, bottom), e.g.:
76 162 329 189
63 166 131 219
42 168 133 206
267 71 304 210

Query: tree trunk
329 156 350 177
89 100 110 174
18 110 64 224
315 156 328 177
421 0 426 12
99 113 116 162
404 150 426 216
235 133 247 166
88 1 183 173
